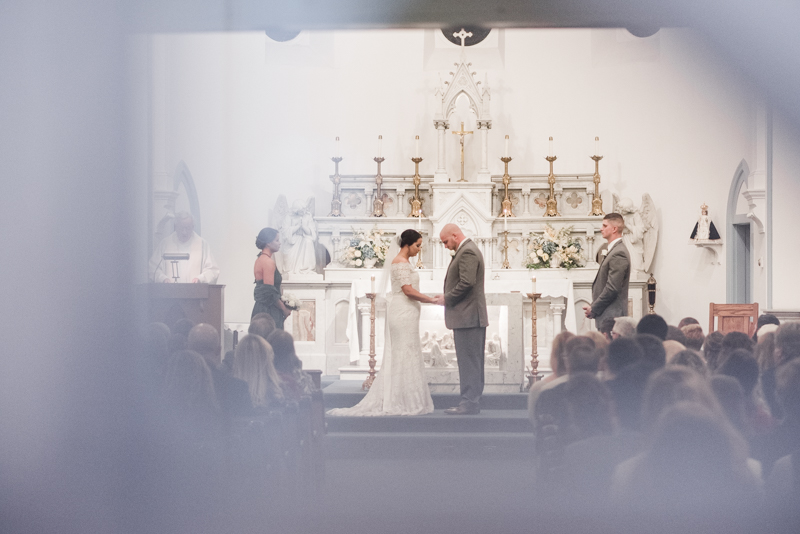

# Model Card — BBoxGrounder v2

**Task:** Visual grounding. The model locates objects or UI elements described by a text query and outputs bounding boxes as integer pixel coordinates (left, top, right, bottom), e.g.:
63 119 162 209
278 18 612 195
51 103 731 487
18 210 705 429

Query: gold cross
452 121 473 182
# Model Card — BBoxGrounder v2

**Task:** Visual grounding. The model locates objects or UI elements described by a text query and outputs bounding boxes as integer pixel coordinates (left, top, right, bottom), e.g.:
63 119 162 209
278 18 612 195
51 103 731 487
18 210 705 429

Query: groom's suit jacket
443 238 488 330
590 240 631 326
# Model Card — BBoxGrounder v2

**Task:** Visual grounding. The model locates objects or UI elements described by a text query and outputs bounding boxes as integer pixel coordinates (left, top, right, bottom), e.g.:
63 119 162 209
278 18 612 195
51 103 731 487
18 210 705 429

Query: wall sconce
647 273 657 314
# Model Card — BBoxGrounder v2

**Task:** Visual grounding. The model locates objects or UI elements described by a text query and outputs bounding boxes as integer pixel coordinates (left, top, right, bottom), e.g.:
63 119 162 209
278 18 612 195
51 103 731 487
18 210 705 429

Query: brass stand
647 274 657 314
544 155 559 217
501 230 511 269
362 292 377 390
416 233 424 269
526 292 542 389
409 157 424 217
499 156 514 217
329 156 343 217
372 157 385 217
590 154 604 216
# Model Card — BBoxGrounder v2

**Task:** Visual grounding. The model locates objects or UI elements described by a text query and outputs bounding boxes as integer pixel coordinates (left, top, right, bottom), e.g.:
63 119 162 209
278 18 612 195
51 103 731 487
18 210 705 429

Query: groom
434 224 488 415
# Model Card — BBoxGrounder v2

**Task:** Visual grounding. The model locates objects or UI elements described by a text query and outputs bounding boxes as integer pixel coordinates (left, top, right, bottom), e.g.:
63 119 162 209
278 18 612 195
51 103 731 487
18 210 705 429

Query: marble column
476 119 492 182
433 119 449 182
522 188 531 216
358 299 371 365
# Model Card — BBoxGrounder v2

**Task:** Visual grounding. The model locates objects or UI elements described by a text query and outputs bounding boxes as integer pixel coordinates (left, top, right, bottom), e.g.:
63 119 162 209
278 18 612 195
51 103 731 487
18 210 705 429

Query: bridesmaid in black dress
252 228 292 328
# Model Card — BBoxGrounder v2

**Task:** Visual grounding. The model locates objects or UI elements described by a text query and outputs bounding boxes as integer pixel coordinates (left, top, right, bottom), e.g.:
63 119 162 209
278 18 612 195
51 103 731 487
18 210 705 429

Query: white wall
771 115 800 310
152 28 777 325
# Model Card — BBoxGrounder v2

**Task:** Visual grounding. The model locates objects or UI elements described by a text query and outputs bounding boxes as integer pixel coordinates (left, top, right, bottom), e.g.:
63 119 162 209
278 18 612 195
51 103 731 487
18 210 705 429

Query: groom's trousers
453 326 486 407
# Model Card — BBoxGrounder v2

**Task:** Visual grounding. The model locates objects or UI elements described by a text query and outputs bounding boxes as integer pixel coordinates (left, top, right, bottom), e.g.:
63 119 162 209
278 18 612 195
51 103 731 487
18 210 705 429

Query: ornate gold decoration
451 121 473 182
526 293 542 389
329 156 343 217
501 230 511 269
362 290 378 390
590 145 604 216
544 154 559 217
372 156 385 217
499 156 514 217
408 157 424 217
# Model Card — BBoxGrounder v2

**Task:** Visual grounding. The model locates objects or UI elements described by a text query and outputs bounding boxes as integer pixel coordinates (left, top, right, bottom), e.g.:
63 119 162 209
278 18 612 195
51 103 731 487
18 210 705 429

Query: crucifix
451 121 473 182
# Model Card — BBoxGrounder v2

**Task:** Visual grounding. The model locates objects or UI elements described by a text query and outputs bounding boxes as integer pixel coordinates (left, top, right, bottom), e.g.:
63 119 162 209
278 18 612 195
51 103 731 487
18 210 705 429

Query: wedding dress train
327 262 434 416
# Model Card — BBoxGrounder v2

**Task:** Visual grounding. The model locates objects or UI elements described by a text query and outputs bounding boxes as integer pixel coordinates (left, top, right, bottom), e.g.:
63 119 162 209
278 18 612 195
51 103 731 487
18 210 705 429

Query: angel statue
270 196 320 275
612 193 658 273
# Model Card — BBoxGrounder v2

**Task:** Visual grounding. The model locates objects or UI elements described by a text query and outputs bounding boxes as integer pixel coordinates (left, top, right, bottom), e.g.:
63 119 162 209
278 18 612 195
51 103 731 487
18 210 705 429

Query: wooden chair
709 303 759 336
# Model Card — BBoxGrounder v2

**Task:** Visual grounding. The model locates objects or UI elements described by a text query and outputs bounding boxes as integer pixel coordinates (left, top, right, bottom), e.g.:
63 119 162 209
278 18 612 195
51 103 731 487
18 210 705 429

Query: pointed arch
726 159 751 303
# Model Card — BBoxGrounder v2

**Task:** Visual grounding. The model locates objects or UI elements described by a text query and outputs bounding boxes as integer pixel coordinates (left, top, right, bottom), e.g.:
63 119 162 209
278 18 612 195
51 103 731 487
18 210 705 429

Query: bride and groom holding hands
328 223 488 417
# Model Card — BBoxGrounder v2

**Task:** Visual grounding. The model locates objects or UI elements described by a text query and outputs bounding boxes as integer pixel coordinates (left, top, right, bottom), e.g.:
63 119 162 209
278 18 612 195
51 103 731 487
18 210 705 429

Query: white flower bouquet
525 224 584 270
341 227 392 268
281 293 301 310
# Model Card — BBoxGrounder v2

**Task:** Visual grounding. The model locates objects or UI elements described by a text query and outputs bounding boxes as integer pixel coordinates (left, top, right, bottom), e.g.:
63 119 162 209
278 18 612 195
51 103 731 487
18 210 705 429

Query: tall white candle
549 136 554 158
415 135 419 158
594 136 599 156
531 276 537 294
504 213 508 231
335 136 340 158
417 213 421 230
371 275 375 293
504 135 509 157
378 135 382 158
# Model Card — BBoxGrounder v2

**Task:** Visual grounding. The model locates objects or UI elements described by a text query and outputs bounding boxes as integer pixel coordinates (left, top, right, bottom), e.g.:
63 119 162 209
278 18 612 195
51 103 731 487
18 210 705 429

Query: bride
327 229 438 416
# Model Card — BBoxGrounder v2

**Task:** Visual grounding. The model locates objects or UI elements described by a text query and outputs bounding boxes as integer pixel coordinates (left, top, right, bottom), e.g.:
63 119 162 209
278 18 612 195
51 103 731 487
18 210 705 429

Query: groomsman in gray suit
434 224 488 415
583 213 631 328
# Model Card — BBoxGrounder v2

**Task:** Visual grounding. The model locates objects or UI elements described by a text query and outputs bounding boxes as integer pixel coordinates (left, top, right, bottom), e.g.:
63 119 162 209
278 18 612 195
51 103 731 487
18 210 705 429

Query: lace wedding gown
327 262 434 416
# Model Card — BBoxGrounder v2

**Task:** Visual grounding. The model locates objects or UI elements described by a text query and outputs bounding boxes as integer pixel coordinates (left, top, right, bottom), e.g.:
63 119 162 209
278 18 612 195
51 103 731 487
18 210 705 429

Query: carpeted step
325 409 532 433
322 381 529 410
326 431 536 460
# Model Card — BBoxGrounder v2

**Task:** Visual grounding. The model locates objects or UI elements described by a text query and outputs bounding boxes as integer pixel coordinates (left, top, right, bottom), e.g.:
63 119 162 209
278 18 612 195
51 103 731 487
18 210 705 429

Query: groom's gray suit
443 238 488 408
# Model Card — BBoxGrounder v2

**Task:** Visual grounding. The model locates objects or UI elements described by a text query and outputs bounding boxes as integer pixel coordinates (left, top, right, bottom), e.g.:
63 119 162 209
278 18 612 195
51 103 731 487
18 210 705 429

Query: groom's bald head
440 224 465 251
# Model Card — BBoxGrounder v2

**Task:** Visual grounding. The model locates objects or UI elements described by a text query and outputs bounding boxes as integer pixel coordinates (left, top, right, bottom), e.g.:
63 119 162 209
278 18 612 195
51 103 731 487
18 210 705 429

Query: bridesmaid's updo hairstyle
398 229 422 249
256 227 279 250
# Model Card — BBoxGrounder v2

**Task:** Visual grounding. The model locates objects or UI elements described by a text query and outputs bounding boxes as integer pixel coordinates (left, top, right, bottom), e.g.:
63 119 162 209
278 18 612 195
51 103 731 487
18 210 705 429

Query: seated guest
586 330 609 352
677 316 700 329
232 334 284 411
188 323 252 418
634 333 667 368
666 325 688 347
605 337 644 379
720 331 755 363
599 318 616 342
605 360 657 432
765 358 800 513
168 318 194 355
161 350 224 443
710 375 750 438
681 323 705 351
669 349 708 377
142 322 170 378
528 331 575 422
221 315 278 372
662 340 686 363
753 313 780 343
636 314 668 341
762 323 800 420
703 331 724 371
611 316 637 339
266 330 316 401
719 349 774 434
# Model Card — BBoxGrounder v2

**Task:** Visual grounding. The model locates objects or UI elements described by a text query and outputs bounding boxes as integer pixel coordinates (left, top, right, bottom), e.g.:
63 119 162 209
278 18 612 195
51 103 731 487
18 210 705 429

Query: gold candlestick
501 230 511 269
526 292 542 389
329 156 343 217
499 156 514 217
409 156 424 217
362 291 377 390
544 155 559 217
372 157 385 217
590 152 604 216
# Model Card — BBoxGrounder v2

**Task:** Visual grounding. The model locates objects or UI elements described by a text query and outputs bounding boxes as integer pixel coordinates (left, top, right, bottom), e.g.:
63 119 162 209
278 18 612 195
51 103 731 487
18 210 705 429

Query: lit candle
594 136 599 156
531 276 537 294
378 135 382 158
371 275 375 294
504 135 509 157
415 135 419 158
417 213 421 230
548 136 554 158
335 136 340 158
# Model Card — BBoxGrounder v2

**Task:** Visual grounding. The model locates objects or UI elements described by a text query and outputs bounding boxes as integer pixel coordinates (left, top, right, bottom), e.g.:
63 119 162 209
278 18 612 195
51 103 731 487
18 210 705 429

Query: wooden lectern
143 284 225 348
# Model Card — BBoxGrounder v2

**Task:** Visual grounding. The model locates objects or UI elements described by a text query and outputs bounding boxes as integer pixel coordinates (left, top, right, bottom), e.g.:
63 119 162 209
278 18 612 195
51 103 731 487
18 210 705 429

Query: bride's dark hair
398 229 422 248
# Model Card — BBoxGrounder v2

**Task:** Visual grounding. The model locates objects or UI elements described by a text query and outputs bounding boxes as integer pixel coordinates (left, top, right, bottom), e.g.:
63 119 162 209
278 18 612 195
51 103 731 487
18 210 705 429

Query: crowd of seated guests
529 312 800 530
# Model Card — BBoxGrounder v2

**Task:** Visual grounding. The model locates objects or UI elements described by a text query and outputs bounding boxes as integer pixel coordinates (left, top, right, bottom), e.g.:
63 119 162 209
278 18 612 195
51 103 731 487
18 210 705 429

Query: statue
613 193 658 273
690 203 721 242
271 196 320 275
484 333 506 368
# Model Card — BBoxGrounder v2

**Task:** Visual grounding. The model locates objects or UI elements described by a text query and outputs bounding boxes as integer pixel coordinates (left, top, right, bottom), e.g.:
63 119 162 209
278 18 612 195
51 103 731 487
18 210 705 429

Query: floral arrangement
525 224 584 270
341 227 392 268
281 293 300 310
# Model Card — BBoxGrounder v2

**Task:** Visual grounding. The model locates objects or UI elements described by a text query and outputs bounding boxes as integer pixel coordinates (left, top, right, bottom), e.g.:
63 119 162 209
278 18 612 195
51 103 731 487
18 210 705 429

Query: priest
149 212 220 283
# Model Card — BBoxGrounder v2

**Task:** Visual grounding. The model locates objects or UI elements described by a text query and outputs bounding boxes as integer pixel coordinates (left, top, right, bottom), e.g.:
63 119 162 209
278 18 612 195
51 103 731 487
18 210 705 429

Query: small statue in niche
689 203 721 243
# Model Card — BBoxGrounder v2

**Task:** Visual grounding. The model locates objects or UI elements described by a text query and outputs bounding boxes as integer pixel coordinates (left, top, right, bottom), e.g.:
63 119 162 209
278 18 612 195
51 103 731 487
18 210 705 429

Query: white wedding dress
327 262 434 416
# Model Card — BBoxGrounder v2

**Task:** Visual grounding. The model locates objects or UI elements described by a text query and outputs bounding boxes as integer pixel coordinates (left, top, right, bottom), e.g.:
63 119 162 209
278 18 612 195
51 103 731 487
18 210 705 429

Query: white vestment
149 232 220 283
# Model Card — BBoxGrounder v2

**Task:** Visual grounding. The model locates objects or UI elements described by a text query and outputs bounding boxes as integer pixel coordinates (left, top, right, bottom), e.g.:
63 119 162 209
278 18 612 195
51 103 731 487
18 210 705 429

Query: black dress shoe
444 404 480 415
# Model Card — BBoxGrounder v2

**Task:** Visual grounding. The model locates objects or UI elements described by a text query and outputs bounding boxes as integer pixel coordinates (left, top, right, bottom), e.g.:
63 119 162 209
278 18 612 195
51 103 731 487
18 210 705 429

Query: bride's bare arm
401 284 437 304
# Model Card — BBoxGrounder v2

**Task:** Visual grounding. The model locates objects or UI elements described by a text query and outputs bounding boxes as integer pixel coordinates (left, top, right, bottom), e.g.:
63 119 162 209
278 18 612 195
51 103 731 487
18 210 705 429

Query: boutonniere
449 249 456 257
600 249 609 257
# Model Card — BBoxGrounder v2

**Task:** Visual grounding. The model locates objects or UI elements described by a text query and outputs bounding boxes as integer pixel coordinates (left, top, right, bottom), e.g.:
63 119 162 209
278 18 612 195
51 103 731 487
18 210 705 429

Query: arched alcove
726 160 753 303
